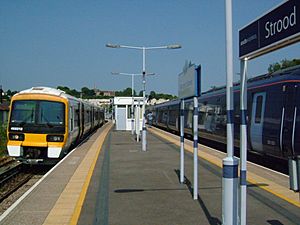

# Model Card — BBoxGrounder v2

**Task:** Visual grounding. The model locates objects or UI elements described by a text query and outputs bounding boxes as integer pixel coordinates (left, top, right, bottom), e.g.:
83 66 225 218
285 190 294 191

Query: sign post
178 63 201 199
238 1 300 224
239 58 248 225
192 96 199 200
180 99 185 184
135 100 140 142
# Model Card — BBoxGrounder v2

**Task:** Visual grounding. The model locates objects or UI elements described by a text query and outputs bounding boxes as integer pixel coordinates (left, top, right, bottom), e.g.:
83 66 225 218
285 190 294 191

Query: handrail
292 107 297 155
280 107 285 152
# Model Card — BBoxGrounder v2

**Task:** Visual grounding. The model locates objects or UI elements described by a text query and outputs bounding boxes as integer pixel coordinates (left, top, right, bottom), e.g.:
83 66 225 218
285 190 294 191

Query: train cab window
10 100 65 127
11 100 36 124
255 96 263 123
39 101 65 125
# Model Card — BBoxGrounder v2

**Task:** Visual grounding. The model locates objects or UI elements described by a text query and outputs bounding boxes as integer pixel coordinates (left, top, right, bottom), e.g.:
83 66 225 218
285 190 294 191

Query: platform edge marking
148 126 300 208
68 122 113 225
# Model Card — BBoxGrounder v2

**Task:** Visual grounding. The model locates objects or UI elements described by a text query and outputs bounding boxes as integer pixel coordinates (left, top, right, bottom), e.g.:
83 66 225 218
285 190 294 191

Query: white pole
193 96 198 200
180 99 185 183
239 58 248 225
142 47 147 151
131 74 135 135
136 100 140 142
222 0 238 224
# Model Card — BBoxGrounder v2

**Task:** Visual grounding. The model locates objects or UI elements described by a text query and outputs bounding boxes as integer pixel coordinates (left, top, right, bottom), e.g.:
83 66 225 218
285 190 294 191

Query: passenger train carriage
7 87 104 164
148 65 300 160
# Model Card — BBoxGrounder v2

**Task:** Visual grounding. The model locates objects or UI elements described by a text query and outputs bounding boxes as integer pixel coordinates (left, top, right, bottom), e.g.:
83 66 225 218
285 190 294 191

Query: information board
178 64 201 99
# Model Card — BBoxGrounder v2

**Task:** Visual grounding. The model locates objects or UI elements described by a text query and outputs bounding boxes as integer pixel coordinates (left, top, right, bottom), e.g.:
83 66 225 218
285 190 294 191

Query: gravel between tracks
0 174 42 215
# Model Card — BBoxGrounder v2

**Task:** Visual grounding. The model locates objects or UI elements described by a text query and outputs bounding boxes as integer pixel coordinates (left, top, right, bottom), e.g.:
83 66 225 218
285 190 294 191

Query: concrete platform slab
78 129 299 225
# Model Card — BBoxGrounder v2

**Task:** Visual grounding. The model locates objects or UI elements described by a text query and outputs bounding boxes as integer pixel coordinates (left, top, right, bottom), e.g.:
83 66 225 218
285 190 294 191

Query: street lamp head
167 44 182 49
111 72 155 76
106 43 120 48
146 73 155 76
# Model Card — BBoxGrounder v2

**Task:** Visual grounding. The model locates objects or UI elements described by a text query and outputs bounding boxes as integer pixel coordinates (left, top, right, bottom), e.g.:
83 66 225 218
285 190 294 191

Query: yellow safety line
149 127 300 208
41 122 113 225
246 176 300 207
69 122 113 225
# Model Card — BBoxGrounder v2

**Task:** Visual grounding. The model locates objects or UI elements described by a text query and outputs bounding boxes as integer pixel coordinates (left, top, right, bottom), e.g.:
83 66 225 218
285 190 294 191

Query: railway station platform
0 121 299 225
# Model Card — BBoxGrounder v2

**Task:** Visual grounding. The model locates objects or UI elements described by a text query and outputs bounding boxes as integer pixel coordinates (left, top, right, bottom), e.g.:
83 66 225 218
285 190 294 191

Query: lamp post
111 72 155 137
0 85 3 104
106 43 181 151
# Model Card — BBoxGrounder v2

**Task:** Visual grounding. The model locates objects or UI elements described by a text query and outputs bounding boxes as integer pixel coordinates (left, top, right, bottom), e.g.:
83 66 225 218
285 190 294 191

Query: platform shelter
113 96 144 131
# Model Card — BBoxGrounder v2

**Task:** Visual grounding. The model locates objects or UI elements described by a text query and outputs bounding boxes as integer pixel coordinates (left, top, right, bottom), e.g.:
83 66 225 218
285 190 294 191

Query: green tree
57 86 80 98
81 87 95 99
57 86 70 94
268 58 300 73
0 124 7 156
69 89 80 98
6 89 12 97
149 91 156 100
6 89 17 98
115 87 136 97
122 87 133 97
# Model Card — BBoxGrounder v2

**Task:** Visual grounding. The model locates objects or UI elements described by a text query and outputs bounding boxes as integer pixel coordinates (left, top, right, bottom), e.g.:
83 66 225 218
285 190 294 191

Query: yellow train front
7 87 104 164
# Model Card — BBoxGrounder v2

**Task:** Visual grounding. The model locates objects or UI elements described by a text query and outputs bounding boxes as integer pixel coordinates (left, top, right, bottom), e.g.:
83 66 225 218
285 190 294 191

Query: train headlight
47 135 64 142
9 133 25 141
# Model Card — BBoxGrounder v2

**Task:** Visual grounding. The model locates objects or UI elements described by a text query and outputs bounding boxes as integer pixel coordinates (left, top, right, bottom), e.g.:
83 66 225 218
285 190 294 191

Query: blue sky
1 0 299 95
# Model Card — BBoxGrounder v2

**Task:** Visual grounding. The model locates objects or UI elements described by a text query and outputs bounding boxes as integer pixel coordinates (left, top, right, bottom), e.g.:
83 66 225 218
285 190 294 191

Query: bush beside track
0 124 8 157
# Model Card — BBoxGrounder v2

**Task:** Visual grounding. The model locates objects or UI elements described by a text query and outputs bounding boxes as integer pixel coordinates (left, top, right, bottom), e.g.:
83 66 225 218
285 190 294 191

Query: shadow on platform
174 169 222 225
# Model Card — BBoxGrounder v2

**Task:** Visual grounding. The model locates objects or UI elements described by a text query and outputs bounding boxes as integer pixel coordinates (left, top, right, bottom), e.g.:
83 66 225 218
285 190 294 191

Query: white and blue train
148 65 300 161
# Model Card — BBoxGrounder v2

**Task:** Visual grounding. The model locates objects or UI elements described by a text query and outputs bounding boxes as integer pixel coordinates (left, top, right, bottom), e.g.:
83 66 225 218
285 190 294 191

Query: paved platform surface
1 123 299 225
78 130 300 225
0 122 113 225
149 126 300 207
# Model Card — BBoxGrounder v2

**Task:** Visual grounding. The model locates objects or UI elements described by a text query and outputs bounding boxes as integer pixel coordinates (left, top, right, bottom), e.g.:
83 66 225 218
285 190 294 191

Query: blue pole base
222 157 238 225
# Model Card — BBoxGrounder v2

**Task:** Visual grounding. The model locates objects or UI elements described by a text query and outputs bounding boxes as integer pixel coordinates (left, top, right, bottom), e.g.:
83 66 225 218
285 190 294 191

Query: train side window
255 96 263 123
75 108 79 127
70 107 74 131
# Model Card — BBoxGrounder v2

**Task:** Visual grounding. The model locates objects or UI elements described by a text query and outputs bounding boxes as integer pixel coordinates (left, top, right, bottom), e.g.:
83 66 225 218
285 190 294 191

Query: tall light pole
223 0 238 224
111 72 154 137
106 43 181 151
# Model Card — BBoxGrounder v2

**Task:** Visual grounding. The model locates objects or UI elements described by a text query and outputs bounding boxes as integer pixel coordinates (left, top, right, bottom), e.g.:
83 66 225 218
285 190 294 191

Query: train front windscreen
9 100 65 134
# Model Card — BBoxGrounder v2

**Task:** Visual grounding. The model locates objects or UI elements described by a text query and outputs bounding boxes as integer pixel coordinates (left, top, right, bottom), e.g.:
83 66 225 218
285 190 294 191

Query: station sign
178 63 201 99
239 0 300 59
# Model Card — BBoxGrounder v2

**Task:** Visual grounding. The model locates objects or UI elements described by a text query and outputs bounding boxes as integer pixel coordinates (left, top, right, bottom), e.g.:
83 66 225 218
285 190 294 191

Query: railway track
0 161 34 203
0 162 52 215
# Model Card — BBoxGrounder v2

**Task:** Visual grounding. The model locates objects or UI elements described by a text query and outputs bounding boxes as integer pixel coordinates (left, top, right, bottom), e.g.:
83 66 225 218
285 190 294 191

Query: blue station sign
178 64 201 99
239 0 300 59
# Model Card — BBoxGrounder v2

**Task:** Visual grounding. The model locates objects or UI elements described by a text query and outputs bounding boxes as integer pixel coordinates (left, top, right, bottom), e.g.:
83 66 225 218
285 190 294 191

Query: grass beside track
0 125 8 157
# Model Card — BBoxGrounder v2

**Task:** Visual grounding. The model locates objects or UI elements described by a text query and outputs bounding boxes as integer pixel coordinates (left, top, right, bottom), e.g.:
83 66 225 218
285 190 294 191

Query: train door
281 84 298 157
81 103 85 138
69 106 74 132
250 92 266 153
294 85 300 156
